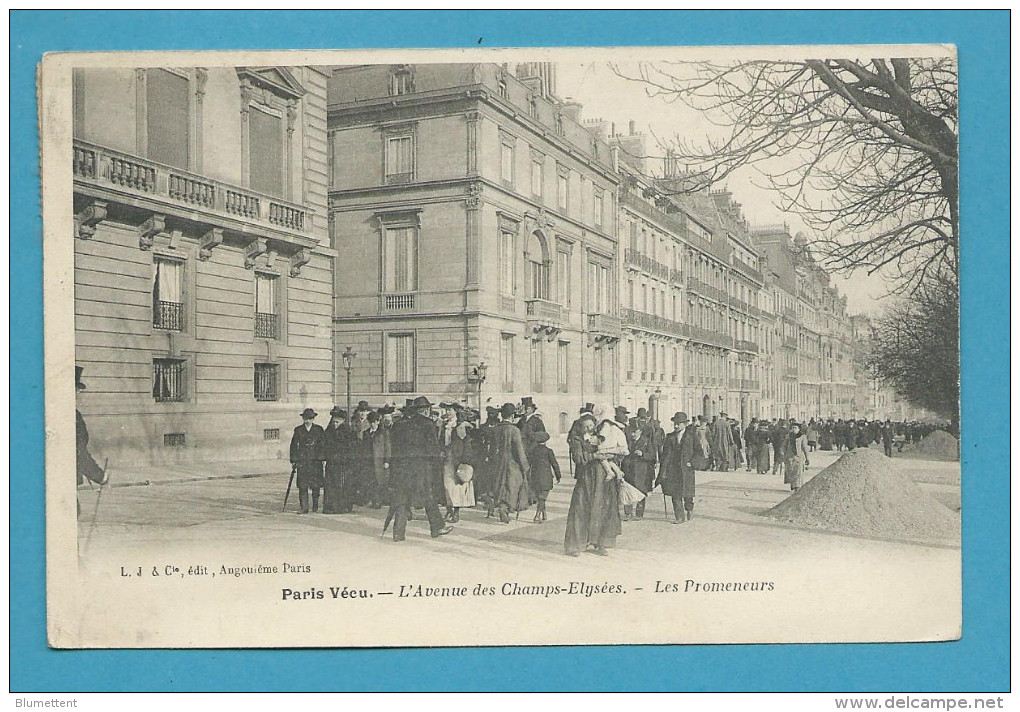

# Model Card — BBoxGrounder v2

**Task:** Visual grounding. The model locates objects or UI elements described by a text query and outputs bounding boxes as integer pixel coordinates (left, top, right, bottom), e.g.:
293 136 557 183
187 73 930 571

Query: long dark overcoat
389 413 443 509
290 423 325 489
657 426 696 499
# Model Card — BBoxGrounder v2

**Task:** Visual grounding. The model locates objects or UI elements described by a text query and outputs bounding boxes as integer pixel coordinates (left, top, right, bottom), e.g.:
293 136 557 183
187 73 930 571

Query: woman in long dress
784 422 810 491
442 409 478 523
563 404 623 557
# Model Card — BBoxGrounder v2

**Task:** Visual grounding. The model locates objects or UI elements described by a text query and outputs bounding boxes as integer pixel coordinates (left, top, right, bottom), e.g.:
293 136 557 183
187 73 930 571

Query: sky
555 61 892 316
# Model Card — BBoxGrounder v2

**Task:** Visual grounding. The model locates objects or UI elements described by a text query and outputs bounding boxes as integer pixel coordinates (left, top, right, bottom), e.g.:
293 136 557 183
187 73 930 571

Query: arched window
526 230 551 300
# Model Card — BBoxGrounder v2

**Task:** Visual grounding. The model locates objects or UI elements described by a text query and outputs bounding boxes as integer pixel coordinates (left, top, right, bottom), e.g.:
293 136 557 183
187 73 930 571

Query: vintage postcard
43 45 961 648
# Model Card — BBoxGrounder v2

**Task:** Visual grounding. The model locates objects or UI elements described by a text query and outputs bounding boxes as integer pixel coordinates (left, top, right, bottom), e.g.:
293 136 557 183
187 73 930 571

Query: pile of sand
916 430 960 460
764 449 960 541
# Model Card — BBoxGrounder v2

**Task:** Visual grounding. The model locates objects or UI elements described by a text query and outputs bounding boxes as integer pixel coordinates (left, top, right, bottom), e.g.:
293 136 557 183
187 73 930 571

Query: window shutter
249 107 284 196
146 69 189 169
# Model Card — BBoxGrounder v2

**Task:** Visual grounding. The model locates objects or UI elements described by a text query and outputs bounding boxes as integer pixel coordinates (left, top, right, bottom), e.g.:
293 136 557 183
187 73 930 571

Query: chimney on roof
560 99 582 123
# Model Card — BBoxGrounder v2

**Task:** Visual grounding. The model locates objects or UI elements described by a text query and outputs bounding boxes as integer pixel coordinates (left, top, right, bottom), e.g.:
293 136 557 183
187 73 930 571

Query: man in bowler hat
290 408 326 513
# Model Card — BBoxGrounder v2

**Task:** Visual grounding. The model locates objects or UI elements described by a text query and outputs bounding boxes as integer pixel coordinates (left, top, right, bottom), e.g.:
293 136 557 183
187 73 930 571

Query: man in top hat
386 395 452 541
656 412 697 523
517 396 547 459
322 406 353 514
75 366 108 516
290 408 326 513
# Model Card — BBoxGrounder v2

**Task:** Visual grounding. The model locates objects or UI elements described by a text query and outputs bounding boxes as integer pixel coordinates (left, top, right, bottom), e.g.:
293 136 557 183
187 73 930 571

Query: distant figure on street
784 422 810 492
290 408 326 513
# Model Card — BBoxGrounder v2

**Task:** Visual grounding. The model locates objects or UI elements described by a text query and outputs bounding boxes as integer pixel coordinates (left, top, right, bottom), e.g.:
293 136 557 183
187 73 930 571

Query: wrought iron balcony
254 312 278 340
153 300 184 331
624 249 670 281
73 139 316 247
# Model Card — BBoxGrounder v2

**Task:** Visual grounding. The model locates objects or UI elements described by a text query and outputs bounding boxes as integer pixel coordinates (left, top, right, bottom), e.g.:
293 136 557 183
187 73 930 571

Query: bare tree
868 273 959 427
614 57 958 293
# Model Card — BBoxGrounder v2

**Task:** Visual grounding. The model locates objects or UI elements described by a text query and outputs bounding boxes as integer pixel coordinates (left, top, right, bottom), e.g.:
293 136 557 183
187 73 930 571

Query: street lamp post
468 361 488 411
341 346 357 417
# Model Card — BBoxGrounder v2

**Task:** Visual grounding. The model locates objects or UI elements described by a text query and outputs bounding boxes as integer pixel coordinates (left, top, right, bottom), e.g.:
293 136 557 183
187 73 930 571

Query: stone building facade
602 124 767 425
72 65 334 465
327 63 621 435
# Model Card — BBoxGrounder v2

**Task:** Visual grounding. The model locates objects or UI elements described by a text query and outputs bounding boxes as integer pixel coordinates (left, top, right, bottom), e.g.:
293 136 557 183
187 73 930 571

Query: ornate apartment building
327 63 622 435
72 65 333 465
602 124 766 424
754 225 858 421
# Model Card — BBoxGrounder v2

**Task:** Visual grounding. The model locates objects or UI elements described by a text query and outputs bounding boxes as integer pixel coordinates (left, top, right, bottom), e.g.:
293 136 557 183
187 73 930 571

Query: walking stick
283 464 297 512
81 458 109 558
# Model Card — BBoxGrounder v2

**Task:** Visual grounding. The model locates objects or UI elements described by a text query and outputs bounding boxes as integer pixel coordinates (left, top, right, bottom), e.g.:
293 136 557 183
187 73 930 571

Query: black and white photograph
43 45 961 648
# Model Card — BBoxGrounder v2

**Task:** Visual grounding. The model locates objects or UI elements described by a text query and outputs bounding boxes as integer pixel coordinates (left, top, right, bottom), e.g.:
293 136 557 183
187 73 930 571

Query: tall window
385 134 414 184
672 347 679 382
254 273 278 339
387 333 415 393
499 230 515 296
384 226 418 293
594 191 603 229
501 334 515 391
557 249 571 308
627 340 635 379
527 235 549 301
153 358 186 402
501 141 514 185
146 69 189 170
497 77 509 99
530 339 544 392
651 343 657 379
557 170 568 210
557 341 569 392
641 342 648 379
628 279 635 310
249 107 284 197
630 221 638 252
152 257 184 331
594 347 605 393
254 363 280 401
587 261 610 314
531 157 543 197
